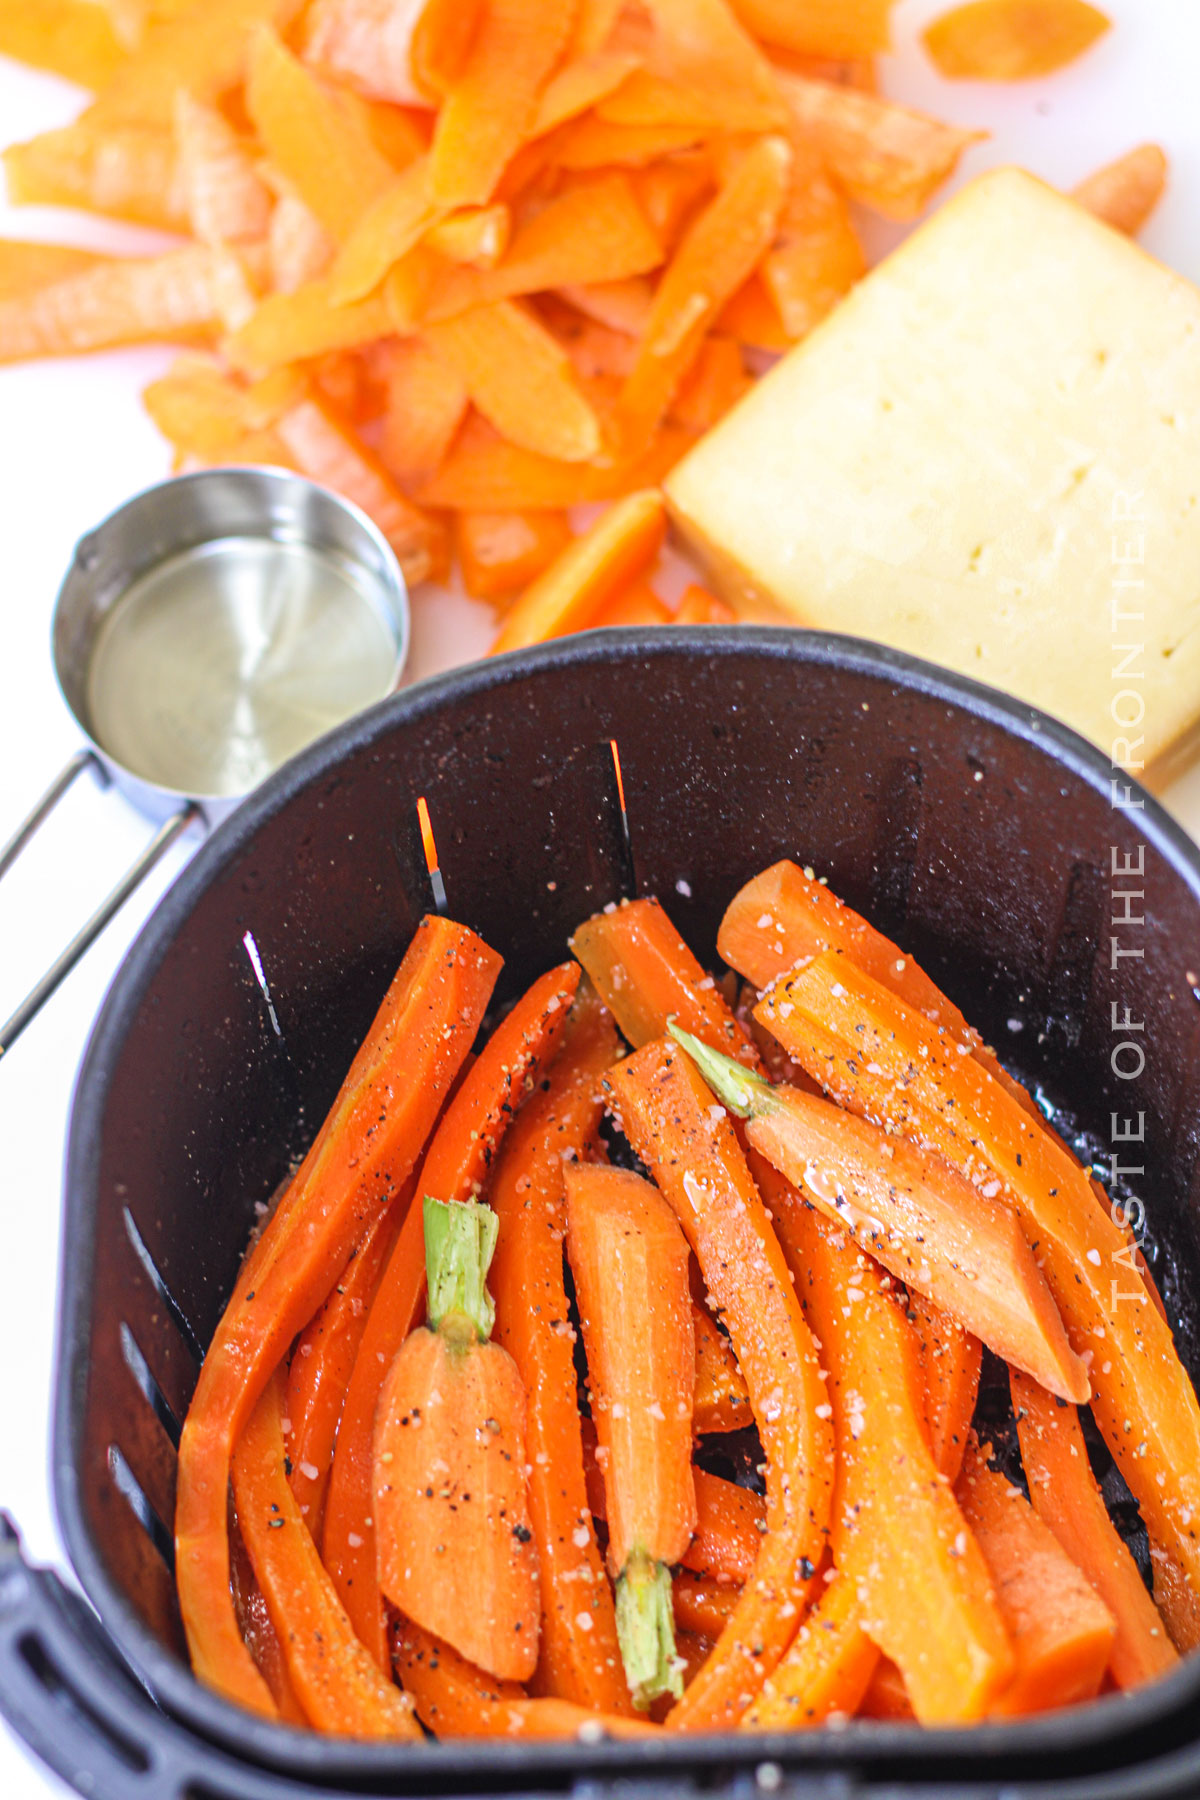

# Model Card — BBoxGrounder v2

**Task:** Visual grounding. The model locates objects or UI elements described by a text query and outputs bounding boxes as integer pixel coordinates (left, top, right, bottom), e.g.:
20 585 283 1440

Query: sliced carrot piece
267 192 333 293
728 0 892 58
410 0 483 100
457 509 573 601
1073 143 1167 235
745 1568 880 1728
1011 1368 1177 1690
617 136 790 452
230 1521 308 1724
0 246 220 363
531 50 642 137
426 203 510 267
3 122 184 231
641 0 787 133
774 69 984 219
227 277 390 372
143 354 259 459
910 1292 981 1485
90 0 302 127
606 1040 834 1729
692 1299 752 1434
923 0 1110 79
672 1570 739 1640
716 270 791 352
490 490 664 654
174 92 272 246
559 275 653 334
673 583 736 625
859 1656 915 1720
419 413 694 511
958 1437 1114 1714
632 152 713 250
557 116 708 171
351 90 431 165
489 985 632 1714
423 300 602 464
301 0 430 108
762 133 864 340
328 157 439 305
379 335 469 490
231 1372 420 1736
571 0 624 55
429 0 575 209
0 0 126 88
245 26 395 240
178 916 497 1717
588 579 672 629
669 336 750 432
0 242 102 305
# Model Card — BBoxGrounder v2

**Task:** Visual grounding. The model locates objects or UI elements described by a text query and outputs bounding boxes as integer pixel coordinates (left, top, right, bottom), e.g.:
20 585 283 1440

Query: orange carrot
90 0 302 128
301 0 432 107
672 1570 740 1640
560 275 654 334
716 270 792 352
491 490 665 654
531 50 643 137
589 581 673 629
231 1372 421 1736
322 961 580 1666
410 0 484 99
267 192 334 294
566 1163 697 1706
958 1437 1115 1715
556 117 708 173
3 121 181 230
745 1568 880 1727
0 242 104 305
1073 143 1167 235
375 1196 539 1680
457 509 574 601
672 1026 1087 1402
632 152 714 249
0 246 221 363
379 335 469 491
488 985 633 1714
423 301 603 463
728 0 892 58
673 583 737 625
762 132 864 340
923 0 1110 80
419 415 694 512
230 1522 308 1724
176 915 498 1718
227 279 393 374
910 1292 981 1485
141 355 274 461
0 0 126 89
572 895 759 1070
607 1040 834 1728
328 157 440 305
1010 1368 1177 1690
426 203 511 267
692 1299 753 1434
669 336 750 432
174 93 272 247
641 0 787 133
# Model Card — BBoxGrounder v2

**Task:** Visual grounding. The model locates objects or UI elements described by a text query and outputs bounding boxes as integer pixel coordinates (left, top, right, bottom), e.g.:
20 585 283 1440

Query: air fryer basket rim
55 625 1200 1786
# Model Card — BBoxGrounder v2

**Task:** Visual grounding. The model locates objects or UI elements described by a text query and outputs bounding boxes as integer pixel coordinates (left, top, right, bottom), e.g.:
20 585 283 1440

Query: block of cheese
665 168 1200 777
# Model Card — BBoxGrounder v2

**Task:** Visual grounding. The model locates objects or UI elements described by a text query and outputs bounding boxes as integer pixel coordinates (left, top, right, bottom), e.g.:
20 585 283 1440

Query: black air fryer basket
6 630 1200 1800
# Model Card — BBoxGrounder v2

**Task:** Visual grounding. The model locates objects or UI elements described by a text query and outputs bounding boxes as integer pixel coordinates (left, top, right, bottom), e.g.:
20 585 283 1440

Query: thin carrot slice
174 93 271 247
0 242 103 305
0 247 220 363
230 1521 309 1724
559 276 653 334
692 1299 752 1434
302 0 429 107
668 337 750 432
531 50 642 137
588 579 672 629
673 583 736 625
632 152 714 251
457 509 573 601
923 0 1110 79
617 136 790 453
231 1373 420 1736
327 157 439 305
0 0 126 88
762 133 864 340
745 1568 880 1728
245 26 395 241
322 962 580 1667
489 985 633 1714
571 0 624 55
672 1570 739 1640
90 0 302 127
429 0 575 209
176 916 498 1717
423 300 602 464
427 204 511 267
266 192 333 293
491 490 665 654
607 1040 834 1729
1073 143 1167 235
143 354 263 460
379 336 469 490
1010 1369 1177 1690
419 414 693 511
910 1292 981 1485
410 0 484 100
641 0 787 132
557 117 708 171
728 0 892 58
673 1028 1087 1402
3 122 184 231
393 1619 657 1739
773 69 984 219
958 1438 1114 1715
227 278 391 372
717 271 791 352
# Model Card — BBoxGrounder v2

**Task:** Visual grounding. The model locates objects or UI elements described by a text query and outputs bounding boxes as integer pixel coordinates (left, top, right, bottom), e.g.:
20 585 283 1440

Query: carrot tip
424 1194 498 1340
668 1022 768 1118
616 1554 682 1708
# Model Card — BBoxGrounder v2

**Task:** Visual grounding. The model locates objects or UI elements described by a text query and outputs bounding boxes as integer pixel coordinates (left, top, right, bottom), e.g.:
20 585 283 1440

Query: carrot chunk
923 0 1110 80
423 300 603 464
0 242 102 305
457 509 574 600
673 583 736 625
910 1292 981 1485
729 0 892 57
762 134 864 340
641 0 787 133
227 279 392 373
589 579 673 629
1073 143 1167 235
174 92 271 246
491 490 665 654
745 1566 880 1727
669 337 750 432
691 1299 752 1434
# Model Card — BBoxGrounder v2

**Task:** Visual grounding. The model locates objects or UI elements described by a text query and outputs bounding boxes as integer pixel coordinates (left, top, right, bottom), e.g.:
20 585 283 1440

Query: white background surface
1 2 1200 1792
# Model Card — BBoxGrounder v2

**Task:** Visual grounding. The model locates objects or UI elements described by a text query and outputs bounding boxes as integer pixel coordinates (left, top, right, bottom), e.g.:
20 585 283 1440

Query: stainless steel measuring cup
0 466 410 1055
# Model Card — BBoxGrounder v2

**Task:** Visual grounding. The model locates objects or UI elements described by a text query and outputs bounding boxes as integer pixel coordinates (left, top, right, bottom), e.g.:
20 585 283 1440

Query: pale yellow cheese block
665 167 1200 777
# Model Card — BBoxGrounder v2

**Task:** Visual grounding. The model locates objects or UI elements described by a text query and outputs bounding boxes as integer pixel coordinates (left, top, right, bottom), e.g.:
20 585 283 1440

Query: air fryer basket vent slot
121 1209 203 1368
119 1324 182 1450
107 1445 174 1575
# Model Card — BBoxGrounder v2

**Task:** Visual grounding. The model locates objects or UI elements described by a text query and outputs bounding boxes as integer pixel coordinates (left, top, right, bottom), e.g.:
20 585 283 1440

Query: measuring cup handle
0 749 105 882
0 801 200 1059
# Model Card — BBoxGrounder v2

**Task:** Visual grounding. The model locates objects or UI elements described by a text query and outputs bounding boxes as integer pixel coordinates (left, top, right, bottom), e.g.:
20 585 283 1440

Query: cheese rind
665 168 1200 774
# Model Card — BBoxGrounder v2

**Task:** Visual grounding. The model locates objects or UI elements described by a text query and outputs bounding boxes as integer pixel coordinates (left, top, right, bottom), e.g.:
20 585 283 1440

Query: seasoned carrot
672 1570 740 1640
617 135 790 452
375 1197 539 1680
410 0 483 99
572 895 759 1070
958 1438 1114 1715
423 301 603 464
89 0 301 128
673 583 737 625
746 1568 880 1727
859 1656 915 1720
1010 1369 1177 1690
560 275 654 334
491 490 665 654
489 984 632 1714
174 93 272 247
1073 144 1167 235
420 416 694 512
230 1522 308 1725
692 1299 753 1434
910 1292 981 1485
322 961 579 1666
727 0 892 58
3 121 186 231
607 1040 834 1728
429 0 576 209
0 247 220 363
176 915 498 1718
589 581 673 629
716 271 792 352
672 1027 1087 1401
567 1164 697 1706
393 1619 657 1739
328 157 439 305
379 335 469 490
231 1372 421 1736
756 950 1200 1623
923 0 1110 80
457 509 574 601
0 0 126 89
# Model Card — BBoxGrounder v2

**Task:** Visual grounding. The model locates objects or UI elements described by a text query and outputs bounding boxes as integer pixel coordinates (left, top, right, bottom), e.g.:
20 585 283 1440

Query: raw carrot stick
606 1039 834 1729
531 50 642 137
1010 1368 1177 1690
284 1196 400 1539
392 1619 658 1739
0 0 126 89
762 130 864 340
231 1371 421 1736
957 1437 1115 1715
910 1292 981 1485
490 490 666 654
733 0 891 56
1073 143 1167 235
572 895 759 1069
301 0 430 107
746 1568 880 1727
641 0 787 132
672 1026 1087 1401
692 1298 753 1434
226 281 393 375
757 951 1200 1624
669 336 750 432
267 192 334 294
584 579 672 628
423 301 603 464
923 0 1110 81
566 1164 697 1706
375 1197 539 1679
322 961 580 1666
426 204 511 267
457 509 574 601
672 1570 739 1639
0 242 103 304
177 916 497 1717
488 986 633 1714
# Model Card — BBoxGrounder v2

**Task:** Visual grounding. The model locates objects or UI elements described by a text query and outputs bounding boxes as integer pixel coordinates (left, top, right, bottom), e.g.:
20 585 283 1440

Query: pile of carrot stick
176 860 1193 1739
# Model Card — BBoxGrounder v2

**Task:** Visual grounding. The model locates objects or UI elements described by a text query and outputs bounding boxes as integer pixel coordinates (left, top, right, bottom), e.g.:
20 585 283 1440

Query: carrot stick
727 0 892 58
922 0 1110 81
230 1520 308 1725
267 192 334 294
606 1039 834 1728
1073 143 1167 235
322 961 580 1666
328 157 440 306
410 0 484 98
89 0 302 128
566 1164 697 1706
301 0 433 108
419 413 693 512
227 280 393 375
0 0 126 89
0 246 221 363
423 301 603 464
3 122 184 231
673 583 737 625
0 242 103 305
531 50 642 137
176 915 498 1717
426 204 511 268
957 1437 1115 1715
231 1371 421 1736
379 335 469 491
457 509 574 601
174 93 272 247
671 1570 739 1639
756 950 1200 1622
671 1026 1087 1402
691 1298 753 1434
1010 1368 1177 1690
745 1568 880 1727
762 131 864 340
669 336 751 432
392 1619 658 1739
641 0 787 132
910 1292 981 1485
488 985 633 1714
490 490 666 654
582 1422 764 1586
